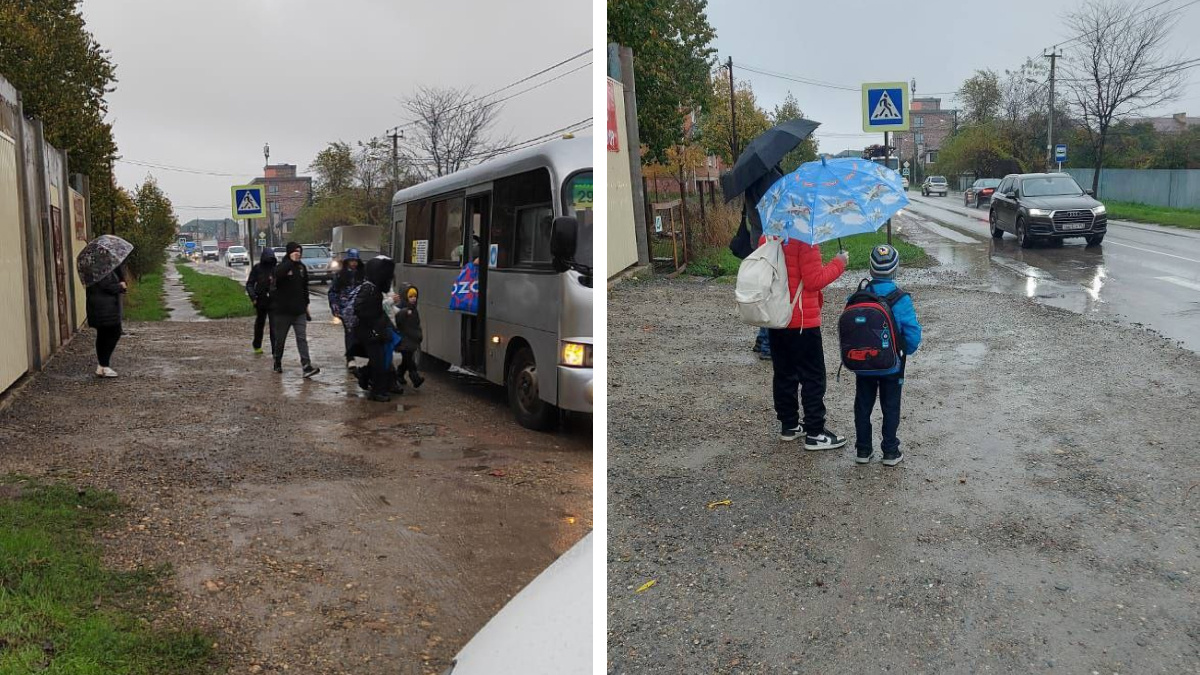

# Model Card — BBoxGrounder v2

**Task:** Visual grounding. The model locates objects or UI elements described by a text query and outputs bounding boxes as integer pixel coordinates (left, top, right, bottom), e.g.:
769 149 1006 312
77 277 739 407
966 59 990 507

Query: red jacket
761 237 846 329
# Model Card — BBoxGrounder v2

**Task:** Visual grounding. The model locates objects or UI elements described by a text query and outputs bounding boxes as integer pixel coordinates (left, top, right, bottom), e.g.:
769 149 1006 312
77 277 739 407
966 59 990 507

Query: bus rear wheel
507 346 558 431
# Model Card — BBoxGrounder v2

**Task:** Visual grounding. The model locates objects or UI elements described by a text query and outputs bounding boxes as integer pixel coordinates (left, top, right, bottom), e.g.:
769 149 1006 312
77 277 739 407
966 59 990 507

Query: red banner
607 79 620 153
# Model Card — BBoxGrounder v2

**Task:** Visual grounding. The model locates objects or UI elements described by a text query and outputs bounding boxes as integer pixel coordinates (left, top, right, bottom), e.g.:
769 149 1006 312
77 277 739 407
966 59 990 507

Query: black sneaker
411 374 425 389
882 451 904 467
368 393 391 403
303 365 321 379
779 425 804 442
805 430 848 451
272 361 283 374
855 447 874 464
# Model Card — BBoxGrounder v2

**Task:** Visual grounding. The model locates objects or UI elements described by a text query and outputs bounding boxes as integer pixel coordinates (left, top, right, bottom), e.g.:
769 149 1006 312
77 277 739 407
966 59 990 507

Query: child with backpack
393 284 425 388
839 245 922 466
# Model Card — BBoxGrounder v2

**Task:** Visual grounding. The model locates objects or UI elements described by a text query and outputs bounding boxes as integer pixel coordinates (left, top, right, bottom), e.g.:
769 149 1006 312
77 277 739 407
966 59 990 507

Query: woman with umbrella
77 235 134 378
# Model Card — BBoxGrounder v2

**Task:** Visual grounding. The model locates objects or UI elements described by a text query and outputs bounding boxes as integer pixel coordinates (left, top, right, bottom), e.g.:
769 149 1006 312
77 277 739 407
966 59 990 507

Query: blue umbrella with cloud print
755 156 909 246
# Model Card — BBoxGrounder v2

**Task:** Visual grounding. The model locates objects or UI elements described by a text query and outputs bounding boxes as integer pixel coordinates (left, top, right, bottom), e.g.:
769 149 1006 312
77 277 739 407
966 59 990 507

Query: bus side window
491 167 552 270
431 197 464 265
405 200 432 265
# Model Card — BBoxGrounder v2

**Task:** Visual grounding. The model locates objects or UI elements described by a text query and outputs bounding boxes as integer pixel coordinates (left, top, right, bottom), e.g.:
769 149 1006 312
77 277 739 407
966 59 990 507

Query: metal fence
0 72 93 394
1064 168 1200 208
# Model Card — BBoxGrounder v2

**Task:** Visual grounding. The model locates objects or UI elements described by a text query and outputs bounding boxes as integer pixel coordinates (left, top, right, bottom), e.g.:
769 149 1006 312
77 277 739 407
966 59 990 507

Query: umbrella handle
838 237 844 252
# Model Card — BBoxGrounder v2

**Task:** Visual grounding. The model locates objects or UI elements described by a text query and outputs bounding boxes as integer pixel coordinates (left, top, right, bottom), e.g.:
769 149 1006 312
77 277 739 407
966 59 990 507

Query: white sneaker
98 366 118 378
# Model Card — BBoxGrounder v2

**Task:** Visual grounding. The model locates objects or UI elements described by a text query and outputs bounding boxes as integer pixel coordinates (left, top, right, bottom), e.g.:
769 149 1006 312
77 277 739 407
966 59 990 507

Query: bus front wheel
507 346 559 431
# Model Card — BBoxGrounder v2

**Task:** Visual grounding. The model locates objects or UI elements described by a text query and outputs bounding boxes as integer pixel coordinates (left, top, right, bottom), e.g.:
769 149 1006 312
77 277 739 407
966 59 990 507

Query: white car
921 176 949 196
443 532 592 674
224 245 250 266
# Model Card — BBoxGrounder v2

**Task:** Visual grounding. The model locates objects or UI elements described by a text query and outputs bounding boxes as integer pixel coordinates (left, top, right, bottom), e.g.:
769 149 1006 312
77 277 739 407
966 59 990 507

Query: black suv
988 173 1107 248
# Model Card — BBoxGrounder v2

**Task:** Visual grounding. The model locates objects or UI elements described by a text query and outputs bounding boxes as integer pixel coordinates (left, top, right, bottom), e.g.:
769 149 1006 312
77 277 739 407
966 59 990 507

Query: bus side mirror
551 216 578 272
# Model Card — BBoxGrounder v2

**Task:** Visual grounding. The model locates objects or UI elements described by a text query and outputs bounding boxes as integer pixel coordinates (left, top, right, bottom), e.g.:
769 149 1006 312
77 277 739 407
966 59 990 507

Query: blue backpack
340 282 370 331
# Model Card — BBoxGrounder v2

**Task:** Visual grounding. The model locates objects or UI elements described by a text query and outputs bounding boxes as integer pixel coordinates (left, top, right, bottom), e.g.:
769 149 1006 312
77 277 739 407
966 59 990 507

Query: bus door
462 193 491 372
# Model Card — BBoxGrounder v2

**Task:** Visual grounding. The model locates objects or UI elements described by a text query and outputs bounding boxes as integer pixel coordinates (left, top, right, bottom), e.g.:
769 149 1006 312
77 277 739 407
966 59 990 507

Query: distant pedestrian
394 284 425 389
848 245 922 467
352 256 397 402
766 234 848 449
245 247 277 355
328 248 365 371
271 242 320 378
86 269 125 378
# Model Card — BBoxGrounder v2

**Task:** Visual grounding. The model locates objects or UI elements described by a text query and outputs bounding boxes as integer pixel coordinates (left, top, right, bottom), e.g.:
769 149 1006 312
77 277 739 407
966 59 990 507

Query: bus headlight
561 341 592 368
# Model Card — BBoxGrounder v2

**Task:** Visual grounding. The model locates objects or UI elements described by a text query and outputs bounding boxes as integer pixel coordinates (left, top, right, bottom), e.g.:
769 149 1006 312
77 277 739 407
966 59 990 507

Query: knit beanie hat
285 242 302 255
870 244 899 277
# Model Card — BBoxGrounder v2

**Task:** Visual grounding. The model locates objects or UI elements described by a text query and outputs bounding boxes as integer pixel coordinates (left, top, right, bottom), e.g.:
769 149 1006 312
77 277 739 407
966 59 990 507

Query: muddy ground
0 314 591 674
607 272 1199 674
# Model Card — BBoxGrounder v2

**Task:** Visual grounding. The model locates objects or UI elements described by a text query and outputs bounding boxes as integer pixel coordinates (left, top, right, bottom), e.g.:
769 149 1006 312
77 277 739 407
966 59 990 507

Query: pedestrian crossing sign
862 82 910 132
231 185 266 219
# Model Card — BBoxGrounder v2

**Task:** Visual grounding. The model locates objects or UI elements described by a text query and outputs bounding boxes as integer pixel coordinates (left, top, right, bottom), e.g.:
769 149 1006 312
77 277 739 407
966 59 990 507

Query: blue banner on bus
449 262 479 314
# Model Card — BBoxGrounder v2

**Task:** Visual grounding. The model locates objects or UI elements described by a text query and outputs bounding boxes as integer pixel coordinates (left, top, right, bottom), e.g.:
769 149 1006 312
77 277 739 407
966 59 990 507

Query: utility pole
1044 49 1061 172
388 127 404 192
727 57 738 160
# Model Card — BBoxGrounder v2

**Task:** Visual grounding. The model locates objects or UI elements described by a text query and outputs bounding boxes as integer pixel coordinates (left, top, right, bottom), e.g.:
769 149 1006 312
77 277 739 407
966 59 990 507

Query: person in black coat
352 256 396 402
245 248 277 354
270 242 320 378
86 270 125 377
394 284 424 388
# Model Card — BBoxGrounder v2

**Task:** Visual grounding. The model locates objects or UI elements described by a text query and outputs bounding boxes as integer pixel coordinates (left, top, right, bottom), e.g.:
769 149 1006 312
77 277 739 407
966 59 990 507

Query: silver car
224 245 250 266
922 176 949 197
301 245 336 284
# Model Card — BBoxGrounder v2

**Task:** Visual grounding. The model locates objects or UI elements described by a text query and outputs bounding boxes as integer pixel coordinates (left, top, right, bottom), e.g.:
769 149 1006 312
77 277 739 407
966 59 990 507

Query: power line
735 62 859 92
118 158 243 177
1051 0 1198 51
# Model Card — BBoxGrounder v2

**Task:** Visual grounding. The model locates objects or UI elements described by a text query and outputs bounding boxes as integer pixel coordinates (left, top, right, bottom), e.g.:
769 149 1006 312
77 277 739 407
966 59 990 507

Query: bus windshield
564 171 593 269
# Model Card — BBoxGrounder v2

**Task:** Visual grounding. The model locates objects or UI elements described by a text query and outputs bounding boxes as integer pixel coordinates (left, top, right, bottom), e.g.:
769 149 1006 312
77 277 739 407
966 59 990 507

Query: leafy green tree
700 74 769 165
117 177 177 280
309 142 357 198
608 0 717 162
293 192 367 245
772 93 818 173
935 124 1025 179
0 0 118 226
958 70 1001 126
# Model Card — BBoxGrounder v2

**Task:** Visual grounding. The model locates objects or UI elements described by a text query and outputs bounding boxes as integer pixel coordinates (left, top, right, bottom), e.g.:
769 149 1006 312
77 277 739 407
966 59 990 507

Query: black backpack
838 279 909 376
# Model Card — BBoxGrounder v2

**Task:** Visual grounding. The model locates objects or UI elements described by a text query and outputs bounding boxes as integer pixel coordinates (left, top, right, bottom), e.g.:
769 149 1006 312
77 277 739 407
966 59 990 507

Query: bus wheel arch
504 339 559 431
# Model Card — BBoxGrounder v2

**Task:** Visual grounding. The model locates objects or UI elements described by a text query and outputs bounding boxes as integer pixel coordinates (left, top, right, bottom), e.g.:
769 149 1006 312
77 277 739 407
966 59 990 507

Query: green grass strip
175 265 256 319
1103 201 1200 230
0 477 219 674
124 271 169 322
686 231 930 277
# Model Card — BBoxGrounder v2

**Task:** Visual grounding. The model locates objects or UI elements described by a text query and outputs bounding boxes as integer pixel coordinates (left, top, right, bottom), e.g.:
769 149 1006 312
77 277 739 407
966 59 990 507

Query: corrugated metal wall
607 78 638 279
1064 168 1200 208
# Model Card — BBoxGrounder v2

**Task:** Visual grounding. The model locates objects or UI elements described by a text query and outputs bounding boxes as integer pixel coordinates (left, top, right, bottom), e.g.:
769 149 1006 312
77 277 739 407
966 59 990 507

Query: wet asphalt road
900 193 1200 353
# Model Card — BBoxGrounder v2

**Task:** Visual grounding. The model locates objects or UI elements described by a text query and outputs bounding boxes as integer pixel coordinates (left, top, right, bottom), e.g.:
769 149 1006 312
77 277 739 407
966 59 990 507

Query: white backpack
734 237 803 328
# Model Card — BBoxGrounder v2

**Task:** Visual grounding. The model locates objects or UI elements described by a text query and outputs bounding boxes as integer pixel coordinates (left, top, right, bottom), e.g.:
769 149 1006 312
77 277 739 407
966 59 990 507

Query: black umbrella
720 118 821 202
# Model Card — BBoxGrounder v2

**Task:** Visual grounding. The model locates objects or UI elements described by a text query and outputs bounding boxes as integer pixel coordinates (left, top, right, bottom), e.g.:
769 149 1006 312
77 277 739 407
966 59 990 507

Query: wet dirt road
902 194 1200 353
0 312 591 673
608 275 1199 674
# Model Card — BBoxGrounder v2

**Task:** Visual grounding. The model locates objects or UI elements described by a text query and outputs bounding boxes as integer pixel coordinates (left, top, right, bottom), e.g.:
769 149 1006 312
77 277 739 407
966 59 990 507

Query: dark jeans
855 376 903 455
271 313 311 366
253 307 275 351
396 349 420 383
95 325 121 367
756 327 771 354
768 327 827 432
342 326 355 361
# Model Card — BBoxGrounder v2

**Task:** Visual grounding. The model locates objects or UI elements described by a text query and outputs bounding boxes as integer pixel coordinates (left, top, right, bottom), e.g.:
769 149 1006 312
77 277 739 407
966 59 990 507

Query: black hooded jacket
86 271 124 328
245 250 278 310
394 284 422 348
353 257 395 344
272 246 310 315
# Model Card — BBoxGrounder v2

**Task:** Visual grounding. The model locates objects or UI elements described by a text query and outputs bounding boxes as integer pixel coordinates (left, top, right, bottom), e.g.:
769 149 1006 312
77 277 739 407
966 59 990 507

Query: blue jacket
856 278 922 355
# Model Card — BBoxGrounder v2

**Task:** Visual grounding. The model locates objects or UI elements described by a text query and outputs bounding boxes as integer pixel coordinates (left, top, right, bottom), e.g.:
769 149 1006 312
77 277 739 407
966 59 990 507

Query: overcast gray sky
707 0 1200 156
82 0 591 223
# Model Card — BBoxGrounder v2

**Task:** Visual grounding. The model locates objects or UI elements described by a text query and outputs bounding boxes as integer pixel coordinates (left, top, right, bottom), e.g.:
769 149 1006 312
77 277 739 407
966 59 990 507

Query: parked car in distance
301 244 336 284
988 173 1107 248
224 245 250 267
921 176 948 196
964 178 1002 208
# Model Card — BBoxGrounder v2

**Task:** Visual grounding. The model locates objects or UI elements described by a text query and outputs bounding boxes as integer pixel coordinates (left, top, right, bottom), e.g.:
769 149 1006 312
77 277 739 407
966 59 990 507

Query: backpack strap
883 288 909 306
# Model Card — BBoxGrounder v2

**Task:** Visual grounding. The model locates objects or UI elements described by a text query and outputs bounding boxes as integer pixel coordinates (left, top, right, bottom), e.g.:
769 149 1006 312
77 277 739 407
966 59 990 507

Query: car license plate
1062 222 1087 231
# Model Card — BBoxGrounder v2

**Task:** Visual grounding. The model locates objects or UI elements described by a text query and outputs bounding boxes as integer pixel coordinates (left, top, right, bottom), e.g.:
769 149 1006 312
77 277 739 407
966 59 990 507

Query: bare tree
1062 0 1187 194
401 87 511 179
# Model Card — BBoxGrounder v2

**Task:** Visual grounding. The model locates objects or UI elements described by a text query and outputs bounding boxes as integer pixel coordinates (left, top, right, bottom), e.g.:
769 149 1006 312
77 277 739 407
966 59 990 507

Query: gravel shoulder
607 274 1199 674
0 316 591 674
